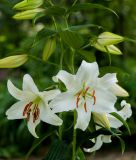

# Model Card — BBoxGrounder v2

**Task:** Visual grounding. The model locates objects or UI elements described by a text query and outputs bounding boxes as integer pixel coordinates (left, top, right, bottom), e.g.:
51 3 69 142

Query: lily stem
72 111 77 160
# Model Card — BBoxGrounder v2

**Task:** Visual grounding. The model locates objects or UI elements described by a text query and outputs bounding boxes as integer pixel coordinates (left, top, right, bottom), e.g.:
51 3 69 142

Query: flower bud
13 0 43 10
13 8 44 20
0 54 28 68
93 42 122 55
97 32 124 46
93 113 110 129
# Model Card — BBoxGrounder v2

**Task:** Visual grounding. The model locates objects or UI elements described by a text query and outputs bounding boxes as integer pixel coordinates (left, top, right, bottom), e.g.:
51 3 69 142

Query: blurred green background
0 0 136 159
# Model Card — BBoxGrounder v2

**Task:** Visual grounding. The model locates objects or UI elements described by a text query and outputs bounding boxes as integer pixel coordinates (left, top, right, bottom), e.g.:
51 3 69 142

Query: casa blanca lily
6 60 131 144
6 74 62 138
50 60 129 131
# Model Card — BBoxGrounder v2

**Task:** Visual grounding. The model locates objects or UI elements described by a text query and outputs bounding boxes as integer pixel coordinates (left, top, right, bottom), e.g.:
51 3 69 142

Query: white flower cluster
6 60 132 152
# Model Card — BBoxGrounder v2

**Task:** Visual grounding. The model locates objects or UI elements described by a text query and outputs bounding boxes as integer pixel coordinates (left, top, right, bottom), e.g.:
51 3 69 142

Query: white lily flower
6 74 62 138
84 100 132 153
84 134 112 153
50 60 128 131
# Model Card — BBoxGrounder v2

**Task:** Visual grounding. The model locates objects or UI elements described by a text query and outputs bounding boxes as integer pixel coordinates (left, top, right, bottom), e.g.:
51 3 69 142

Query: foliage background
0 0 136 158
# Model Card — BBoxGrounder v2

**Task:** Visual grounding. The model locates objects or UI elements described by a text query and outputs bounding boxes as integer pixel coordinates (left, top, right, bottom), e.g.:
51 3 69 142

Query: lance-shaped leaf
68 3 118 18
13 8 44 20
0 54 28 68
42 38 56 61
13 0 43 10
60 30 84 49
97 32 124 46
110 112 131 135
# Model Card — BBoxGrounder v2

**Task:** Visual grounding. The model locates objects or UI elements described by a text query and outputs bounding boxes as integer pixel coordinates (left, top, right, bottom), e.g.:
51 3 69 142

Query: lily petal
23 74 39 94
53 70 78 90
7 80 29 101
108 101 132 128
110 84 129 97
27 114 40 138
76 60 99 84
98 73 118 89
84 135 111 153
92 89 117 113
75 104 91 131
50 92 76 113
41 89 60 101
40 103 62 126
6 101 27 119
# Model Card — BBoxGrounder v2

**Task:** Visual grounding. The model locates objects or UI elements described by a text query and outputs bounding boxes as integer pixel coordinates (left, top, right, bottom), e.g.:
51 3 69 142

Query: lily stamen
23 102 33 116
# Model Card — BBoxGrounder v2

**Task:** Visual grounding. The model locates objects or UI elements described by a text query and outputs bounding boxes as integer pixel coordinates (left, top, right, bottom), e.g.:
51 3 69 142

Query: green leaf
68 24 104 31
114 135 125 154
45 6 66 16
44 140 68 160
33 12 45 24
110 112 131 135
68 3 118 18
42 38 56 61
25 132 53 160
76 148 86 160
33 28 56 46
78 50 96 62
60 30 84 49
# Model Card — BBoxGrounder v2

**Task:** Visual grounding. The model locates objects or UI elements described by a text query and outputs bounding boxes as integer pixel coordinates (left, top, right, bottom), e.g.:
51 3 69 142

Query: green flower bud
93 113 110 129
0 54 28 68
13 0 43 10
13 8 44 20
93 42 122 55
97 32 124 46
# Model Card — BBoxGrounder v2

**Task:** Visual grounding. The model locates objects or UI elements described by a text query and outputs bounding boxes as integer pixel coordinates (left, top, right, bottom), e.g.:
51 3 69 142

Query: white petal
98 73 118 89
108 101 132 128
121 100 127 107
27 115 40 138
53 70 78 90
75 104 91 131
23 74 39 94
84 135 111 153
50 92 76 113
92 89 117 113
76 60 99 84
41 89 61 101
7 80 36 101
6 101 27 119
40 103 62 126
110 84 129 97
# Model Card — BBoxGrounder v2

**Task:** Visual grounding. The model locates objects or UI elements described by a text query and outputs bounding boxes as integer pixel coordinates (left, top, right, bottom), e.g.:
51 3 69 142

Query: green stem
71 48 75 74
28 55 59 67
72 111 77 160
58 37 64 140
105 46 111 66
72 0 78 7
24 132 53 160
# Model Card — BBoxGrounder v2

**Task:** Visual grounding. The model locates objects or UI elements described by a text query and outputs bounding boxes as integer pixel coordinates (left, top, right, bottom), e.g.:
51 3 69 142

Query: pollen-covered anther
92 90 96 105
23 102 33 116
33 104 40 123
84 102 87 112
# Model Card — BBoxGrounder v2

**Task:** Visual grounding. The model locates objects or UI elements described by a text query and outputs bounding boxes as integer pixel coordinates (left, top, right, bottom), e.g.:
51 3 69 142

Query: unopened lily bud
93 42 122 55
93 112 110 129
0 54 28 68
97 32 124 46
13 8 44 20
13 0 43 10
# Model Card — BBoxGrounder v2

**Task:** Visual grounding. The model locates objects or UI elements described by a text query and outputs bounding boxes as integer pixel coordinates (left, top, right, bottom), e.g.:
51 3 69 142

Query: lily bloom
6 74 62 138
84 100 132 153
50 60 128 131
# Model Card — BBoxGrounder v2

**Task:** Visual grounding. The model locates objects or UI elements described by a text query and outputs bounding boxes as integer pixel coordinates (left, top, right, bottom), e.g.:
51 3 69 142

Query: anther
23 102 33 116
84 102 87 112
